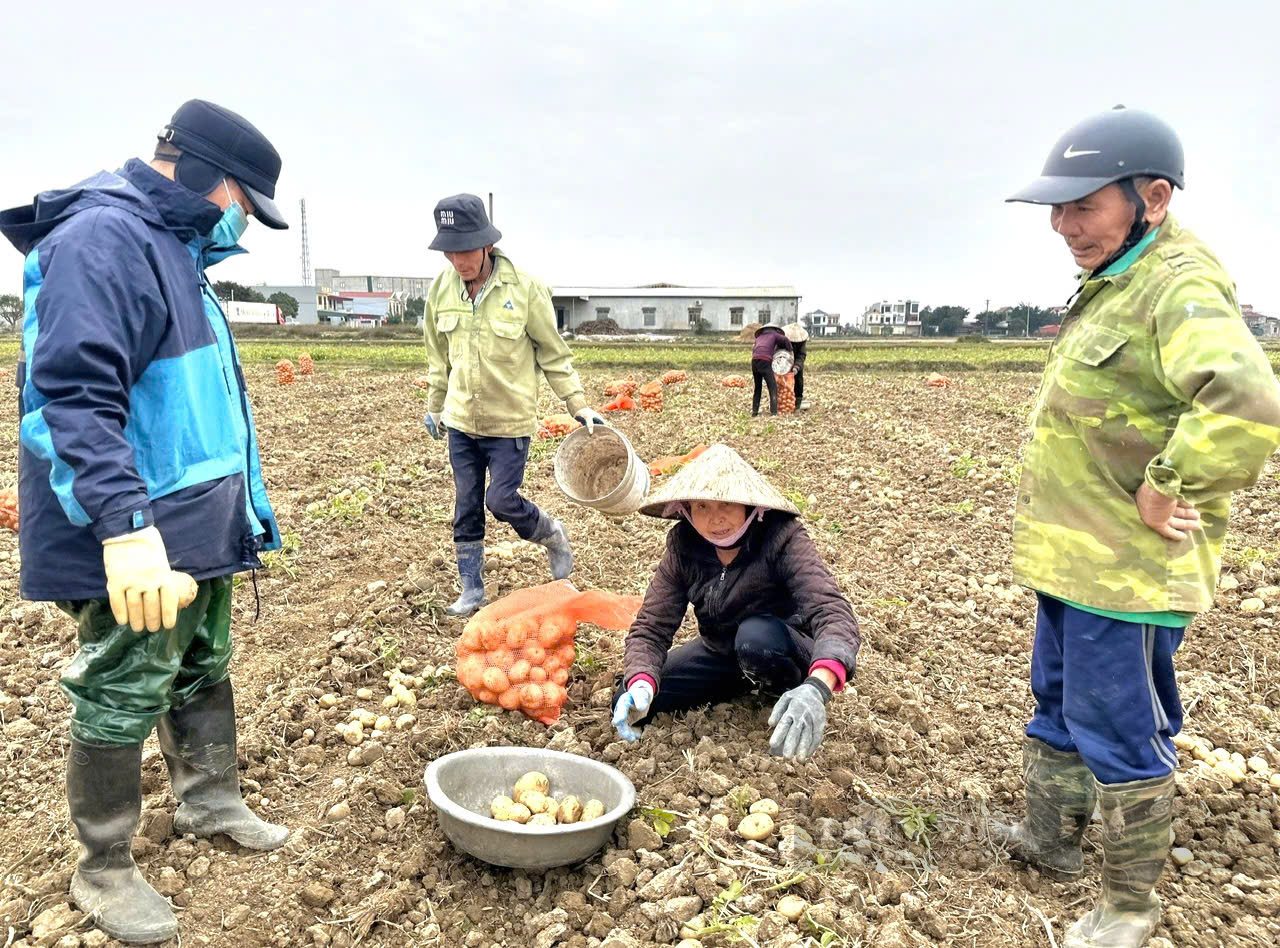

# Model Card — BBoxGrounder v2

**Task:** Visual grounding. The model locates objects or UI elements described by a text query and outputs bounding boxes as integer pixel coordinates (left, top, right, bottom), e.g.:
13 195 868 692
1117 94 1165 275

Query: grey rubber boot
67 740 179 944
992 736 1097 880
157 679 289 851
445 540 487 617
532 511 574 580
1064 774 1175 948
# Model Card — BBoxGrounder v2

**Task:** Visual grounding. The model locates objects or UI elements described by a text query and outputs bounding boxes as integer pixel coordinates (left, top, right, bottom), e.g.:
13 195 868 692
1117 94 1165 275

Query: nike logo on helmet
1063 145 1101 159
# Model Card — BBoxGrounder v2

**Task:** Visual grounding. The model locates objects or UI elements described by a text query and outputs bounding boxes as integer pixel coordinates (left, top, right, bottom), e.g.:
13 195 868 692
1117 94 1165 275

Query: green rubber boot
1064 774 1174 948
993 737 1097 880
158 679 289 850
67 740 179 944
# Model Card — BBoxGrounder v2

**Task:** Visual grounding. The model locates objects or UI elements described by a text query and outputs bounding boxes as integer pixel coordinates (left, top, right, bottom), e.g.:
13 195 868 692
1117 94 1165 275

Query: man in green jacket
423 194 605 617
1002 107 1280 948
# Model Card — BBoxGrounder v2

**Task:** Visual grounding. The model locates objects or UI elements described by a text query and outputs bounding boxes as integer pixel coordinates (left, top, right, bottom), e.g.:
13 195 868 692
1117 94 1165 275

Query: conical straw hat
783 323 809 343
639 444 799 518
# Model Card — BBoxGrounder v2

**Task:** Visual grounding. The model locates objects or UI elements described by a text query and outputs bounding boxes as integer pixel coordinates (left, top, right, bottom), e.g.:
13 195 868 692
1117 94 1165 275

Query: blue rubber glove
767 676 832 760
424 412 444 440
575 408 607 435
611 680 655 742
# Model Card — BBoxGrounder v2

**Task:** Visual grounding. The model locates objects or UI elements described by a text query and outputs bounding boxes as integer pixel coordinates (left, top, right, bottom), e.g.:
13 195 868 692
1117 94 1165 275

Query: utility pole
1025 303 1031 337
984 298 990 335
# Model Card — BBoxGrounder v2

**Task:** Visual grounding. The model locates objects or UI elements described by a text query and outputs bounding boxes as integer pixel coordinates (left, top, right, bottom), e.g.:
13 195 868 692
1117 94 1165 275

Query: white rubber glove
102 526 186 632
611 680 655 742
575 408 607 435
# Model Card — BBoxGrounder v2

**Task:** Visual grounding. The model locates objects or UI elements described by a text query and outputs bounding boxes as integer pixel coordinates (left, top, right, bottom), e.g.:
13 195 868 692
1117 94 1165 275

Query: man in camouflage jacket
1001 107 1280 948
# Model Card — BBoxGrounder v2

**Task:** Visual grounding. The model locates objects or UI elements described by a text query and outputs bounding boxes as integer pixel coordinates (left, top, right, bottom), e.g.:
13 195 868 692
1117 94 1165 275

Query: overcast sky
4 1 1277 319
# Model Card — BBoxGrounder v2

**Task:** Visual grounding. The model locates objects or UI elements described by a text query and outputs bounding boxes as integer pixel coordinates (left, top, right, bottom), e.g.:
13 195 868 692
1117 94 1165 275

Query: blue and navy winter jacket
0 159 279 602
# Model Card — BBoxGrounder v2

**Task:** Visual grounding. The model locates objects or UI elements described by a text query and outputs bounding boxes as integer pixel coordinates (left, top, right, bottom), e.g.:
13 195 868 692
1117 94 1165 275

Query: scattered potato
491 796 515 820
514 771 550 799
519 790 554 815
712 814 730 828
530 813 557 826
581 799 606 822
750 798 780 818
374 715 392 732
737 813 775 841
506 803 532 824
776 895 808 921
319 693 341 709
556 796 583 824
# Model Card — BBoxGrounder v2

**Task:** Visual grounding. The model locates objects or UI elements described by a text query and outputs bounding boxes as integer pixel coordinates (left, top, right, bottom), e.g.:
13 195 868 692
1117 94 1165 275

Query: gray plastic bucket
553 425 649 517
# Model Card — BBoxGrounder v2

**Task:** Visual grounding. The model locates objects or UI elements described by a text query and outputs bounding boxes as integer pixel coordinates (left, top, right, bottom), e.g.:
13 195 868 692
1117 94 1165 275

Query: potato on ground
737 813 775 840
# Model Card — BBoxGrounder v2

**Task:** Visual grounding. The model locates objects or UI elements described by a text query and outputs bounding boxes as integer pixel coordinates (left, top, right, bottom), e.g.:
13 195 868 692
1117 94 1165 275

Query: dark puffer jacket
623 513 860 690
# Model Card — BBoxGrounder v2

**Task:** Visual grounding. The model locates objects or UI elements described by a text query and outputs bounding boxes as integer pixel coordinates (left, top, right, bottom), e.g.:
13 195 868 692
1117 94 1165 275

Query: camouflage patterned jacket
1012 216 1280 614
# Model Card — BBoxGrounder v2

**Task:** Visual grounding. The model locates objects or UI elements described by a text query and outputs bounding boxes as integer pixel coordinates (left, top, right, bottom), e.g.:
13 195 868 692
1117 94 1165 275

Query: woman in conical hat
782 323 811 410
611 445 860 759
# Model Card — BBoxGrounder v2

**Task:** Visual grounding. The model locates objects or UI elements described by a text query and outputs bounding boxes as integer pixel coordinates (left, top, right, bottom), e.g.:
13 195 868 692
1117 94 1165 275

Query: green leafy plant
950 454 983 478
896 802 939 847
373 634 401 672
307 487 372 523
689 881 758 942
638 805 677 838
261 531 301 577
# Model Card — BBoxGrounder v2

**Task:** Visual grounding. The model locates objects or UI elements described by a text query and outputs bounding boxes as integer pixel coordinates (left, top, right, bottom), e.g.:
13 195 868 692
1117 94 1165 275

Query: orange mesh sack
298 353 315 376
603 376 638 396
603 393 637 412
638 381 664 413
456 580 642 725
0 487 17 532
536 414 582 439
648 443 709 478
776 373 796 413
661 370 687 384
721 375 746 388
276 359 296 385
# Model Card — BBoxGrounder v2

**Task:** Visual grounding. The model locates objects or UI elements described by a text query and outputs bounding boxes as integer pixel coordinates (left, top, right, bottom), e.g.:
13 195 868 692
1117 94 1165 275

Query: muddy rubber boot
157 679 289 851
67 740 179 945
992 736 1097 880
532 512 574 580
1064 774 1175 948
445 540 487 617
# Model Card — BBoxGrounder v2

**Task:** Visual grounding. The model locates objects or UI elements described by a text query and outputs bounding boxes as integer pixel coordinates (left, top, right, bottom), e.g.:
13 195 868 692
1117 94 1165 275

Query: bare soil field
1 364 1277 948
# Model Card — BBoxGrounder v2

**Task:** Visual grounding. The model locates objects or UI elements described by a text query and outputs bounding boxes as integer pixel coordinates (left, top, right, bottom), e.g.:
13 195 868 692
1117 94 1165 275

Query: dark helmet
1007 105 1184 205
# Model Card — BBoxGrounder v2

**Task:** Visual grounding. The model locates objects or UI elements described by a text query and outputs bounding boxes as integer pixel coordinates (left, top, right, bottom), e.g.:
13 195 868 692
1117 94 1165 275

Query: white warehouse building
550 285 799 332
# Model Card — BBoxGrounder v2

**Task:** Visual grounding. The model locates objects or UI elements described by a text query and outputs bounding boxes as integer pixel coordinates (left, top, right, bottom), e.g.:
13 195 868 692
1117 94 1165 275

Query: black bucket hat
1007 105 1185 206
160 99 288 229
429 193 501 252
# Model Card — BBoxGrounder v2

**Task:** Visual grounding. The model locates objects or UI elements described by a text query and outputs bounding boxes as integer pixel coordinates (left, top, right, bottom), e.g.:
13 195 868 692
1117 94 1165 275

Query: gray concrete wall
252 284 319 324
553 296 798 331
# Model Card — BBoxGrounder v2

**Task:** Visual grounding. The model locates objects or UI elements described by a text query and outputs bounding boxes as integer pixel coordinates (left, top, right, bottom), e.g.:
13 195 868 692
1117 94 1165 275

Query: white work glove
424 412 445 440
611 680 655 742
575 408 607 435
102 526 190 632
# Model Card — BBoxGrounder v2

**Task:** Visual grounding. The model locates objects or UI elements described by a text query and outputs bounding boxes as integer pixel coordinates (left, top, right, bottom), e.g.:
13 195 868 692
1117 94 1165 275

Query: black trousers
751 358 778 415
618 616 810 719
447 430 541 543
794 362 805 403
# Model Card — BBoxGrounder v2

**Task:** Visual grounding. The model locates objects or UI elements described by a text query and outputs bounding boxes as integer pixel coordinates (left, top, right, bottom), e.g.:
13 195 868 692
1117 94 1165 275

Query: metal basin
424 747 636 870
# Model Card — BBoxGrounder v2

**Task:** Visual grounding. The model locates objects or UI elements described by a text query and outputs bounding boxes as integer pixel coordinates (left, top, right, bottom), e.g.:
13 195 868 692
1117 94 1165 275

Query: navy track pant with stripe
1025 593 1184 784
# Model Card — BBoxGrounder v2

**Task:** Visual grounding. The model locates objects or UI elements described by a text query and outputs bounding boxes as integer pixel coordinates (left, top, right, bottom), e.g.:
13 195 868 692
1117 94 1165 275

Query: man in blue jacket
0 100 290 944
